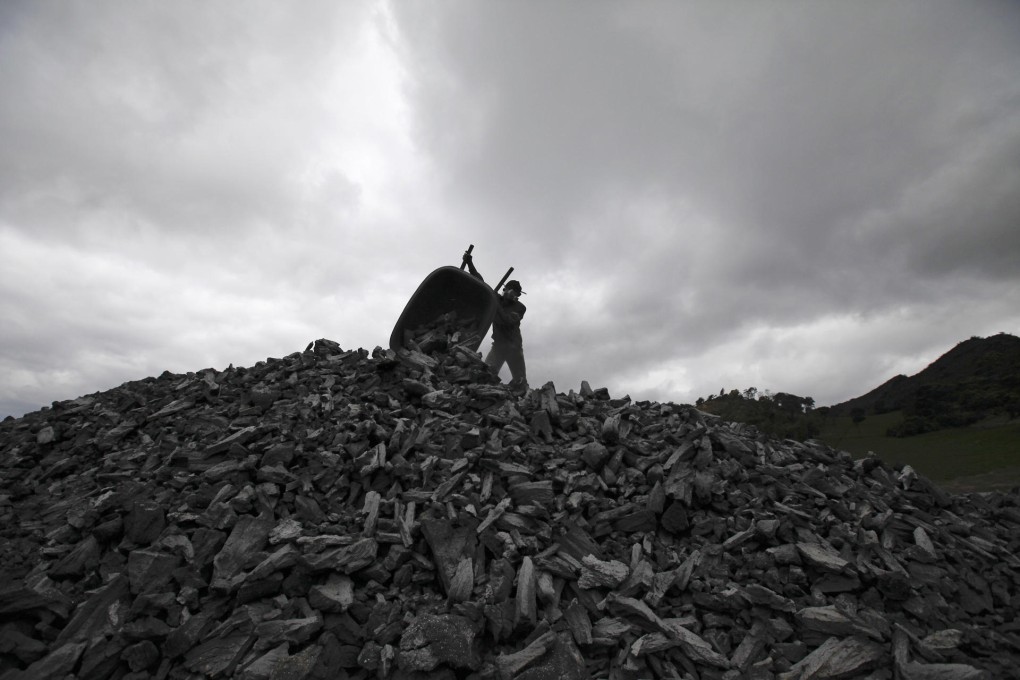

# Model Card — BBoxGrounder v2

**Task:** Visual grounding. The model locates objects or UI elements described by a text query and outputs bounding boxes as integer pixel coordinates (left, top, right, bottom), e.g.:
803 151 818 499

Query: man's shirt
492 297 526 346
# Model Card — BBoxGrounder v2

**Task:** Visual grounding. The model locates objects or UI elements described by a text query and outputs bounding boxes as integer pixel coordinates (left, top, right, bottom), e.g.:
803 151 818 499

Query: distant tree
851 407 866 425
694 386 826 441
695 397 705 407
774 392 811 414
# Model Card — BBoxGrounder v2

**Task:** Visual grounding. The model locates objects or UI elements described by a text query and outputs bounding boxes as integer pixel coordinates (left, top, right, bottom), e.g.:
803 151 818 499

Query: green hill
698 334 1020 491
696 389 820 441
817 410 1020 493
828 332 1020 434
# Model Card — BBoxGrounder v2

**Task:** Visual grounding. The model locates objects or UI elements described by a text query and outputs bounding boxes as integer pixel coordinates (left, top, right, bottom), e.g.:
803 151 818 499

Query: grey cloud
393 2 1020 296
0 1 371 239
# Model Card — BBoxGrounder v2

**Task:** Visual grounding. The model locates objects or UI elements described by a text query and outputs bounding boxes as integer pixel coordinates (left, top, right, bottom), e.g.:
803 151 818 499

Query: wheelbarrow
389 245 514 353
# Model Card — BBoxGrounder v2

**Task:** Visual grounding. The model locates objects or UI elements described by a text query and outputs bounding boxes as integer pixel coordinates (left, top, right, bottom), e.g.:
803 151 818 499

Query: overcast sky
2 1 1019 419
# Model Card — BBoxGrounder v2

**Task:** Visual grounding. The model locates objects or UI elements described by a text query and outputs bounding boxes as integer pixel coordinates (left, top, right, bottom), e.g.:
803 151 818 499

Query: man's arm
494 299 523 327
462 250 484 282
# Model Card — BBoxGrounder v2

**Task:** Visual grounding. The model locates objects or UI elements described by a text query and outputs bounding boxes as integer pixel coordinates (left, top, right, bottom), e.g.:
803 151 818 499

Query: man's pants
485 341 527 387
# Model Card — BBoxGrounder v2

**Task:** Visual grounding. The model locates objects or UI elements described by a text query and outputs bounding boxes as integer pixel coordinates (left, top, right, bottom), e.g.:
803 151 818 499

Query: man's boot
509 377 529 396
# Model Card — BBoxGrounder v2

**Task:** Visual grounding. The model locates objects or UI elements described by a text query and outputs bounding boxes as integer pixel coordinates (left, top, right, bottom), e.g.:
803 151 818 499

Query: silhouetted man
463 250 529 394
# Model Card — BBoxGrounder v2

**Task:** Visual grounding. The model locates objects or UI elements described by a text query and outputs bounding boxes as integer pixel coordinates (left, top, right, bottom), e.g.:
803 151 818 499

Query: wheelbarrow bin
389 266 497 353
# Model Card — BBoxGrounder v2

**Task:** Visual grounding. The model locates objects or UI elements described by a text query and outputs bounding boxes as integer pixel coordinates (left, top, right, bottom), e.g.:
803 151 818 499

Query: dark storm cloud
393 2 1020 277
390 1 1020 402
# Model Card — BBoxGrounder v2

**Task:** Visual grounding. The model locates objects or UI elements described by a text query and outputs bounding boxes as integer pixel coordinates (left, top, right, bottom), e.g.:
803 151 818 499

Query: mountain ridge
829 333 1020 416
825 333 1020 441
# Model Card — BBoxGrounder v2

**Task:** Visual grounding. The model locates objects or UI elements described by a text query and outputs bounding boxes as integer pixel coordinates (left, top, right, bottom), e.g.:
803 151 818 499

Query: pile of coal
401 311 484 354
1 337 1019 680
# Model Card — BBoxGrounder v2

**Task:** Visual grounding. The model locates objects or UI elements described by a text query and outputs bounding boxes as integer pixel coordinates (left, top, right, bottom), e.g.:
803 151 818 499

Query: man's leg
485 343 507 377
506 345 528 393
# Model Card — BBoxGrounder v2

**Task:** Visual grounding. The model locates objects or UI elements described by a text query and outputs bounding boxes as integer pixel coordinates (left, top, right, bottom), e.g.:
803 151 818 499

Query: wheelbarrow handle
494 267 514 292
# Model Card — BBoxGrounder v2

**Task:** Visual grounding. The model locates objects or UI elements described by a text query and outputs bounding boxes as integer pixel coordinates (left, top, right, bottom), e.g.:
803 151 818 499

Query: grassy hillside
817 411 1020 493
828 333 1020 431
695 334 1020 493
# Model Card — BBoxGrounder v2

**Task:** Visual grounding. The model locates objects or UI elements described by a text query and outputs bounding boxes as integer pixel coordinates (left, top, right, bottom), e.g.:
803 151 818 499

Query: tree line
695 388 823 441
